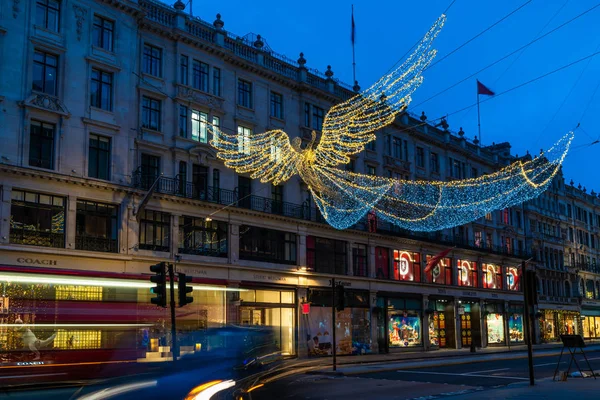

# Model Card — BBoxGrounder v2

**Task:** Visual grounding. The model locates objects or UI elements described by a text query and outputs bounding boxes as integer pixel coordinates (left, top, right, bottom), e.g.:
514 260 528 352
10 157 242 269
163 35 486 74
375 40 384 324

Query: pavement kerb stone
310 347 600 377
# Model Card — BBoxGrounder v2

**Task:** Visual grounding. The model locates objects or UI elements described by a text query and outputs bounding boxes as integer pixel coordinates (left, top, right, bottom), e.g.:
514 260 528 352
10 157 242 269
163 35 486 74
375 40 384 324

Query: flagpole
477 93 481 145
352 4 356 85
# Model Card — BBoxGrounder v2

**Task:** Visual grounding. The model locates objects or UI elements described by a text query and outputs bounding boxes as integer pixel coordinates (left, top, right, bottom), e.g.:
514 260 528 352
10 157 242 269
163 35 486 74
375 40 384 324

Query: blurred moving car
73 325 285 400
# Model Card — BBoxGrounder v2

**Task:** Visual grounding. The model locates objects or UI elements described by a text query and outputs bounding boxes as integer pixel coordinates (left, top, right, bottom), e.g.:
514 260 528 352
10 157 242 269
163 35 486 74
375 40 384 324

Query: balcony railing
75 236 118 253
10 231 64 248
132 170 533 259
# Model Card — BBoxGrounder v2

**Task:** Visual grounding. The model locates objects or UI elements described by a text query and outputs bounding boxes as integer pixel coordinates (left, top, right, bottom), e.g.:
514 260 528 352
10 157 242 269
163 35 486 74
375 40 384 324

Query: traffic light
335 284 345 312
178 272 193 307
150 262 167 308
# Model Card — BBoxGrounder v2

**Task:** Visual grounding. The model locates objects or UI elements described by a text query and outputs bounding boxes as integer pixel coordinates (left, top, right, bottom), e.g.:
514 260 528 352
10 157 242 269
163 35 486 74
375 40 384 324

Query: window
307 236 347 275
10 190 65 248
270 92 283 119
212 169 221 202
140 153 160 189
178 161 187 195
353 243 368 277
36 0 60 31
471 167 478 178
90 69 112 111
191 110 208 143
485 212 493 222
430 152 439 173
139 210 170 252
237 126 252 155
367 165 376 176
180 55 188 85
312 105 324 131
515 210 522 228
92 15 114 51
272 185 284 214
192 60 209 92
502 209 510 225
75 200 118 253
239 225 296 264
179 216 227 257
393 137 402 159
304 103 310 127
346 159 355 172
425 255 452 285
482 264 502 289
142 96 161 131
237 175 252 209
238 79 253 108
458 260 477 287
142 44 162 77
392 250 420 282
33 50 58 96
179 105 188 138
212 67 221 96
88 134 110 180
366 139 376 151
29 120 55 169
375 247 389 279
192 164 208 200
416 146 424 168
475 231 483 247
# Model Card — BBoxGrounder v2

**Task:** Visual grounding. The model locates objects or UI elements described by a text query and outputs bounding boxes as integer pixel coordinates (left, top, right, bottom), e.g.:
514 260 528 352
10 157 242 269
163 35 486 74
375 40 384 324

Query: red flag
351 5 356 45
477 80 494 96
424 248 453 273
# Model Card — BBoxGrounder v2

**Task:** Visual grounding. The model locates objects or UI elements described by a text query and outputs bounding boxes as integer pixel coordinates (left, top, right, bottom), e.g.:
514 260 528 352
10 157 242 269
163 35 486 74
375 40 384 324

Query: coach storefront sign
17 257 57 266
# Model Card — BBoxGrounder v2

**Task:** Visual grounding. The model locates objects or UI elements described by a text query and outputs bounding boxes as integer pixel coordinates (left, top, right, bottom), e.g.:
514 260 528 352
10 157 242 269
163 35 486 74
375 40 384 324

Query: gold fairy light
208 14 574 232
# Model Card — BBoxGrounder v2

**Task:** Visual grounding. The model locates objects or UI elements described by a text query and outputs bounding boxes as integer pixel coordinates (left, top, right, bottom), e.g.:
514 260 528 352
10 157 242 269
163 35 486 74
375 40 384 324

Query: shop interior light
0 273 247 292
0 323 154 328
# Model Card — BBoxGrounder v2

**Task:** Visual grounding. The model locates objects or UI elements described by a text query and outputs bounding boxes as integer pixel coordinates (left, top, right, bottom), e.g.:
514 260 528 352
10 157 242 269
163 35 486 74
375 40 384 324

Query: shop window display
487 313 505 344
457 260 477 287
388 312 421 347
392 250 420 282
305 307 371 355
508 314 524 342
482 264 503 290
583 316 600 339
506 267 520 291
425 256 452 285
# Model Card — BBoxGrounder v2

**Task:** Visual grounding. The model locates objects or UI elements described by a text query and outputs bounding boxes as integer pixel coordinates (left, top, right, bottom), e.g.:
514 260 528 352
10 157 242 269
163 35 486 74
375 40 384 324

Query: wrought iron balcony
75 236 118 253
10 230 65 248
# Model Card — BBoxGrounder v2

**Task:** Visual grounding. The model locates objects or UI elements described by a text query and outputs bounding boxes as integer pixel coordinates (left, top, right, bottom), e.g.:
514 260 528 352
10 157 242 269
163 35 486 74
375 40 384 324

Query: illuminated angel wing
311 133 574 230
314 15 446 167
208 125 301 185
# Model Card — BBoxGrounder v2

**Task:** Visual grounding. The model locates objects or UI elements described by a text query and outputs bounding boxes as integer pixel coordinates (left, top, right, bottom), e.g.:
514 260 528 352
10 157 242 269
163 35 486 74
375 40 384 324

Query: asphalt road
251 350 600 400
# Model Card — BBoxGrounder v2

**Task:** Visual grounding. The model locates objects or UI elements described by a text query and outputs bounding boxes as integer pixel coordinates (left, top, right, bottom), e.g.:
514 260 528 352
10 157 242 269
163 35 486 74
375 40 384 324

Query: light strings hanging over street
209 14 574 232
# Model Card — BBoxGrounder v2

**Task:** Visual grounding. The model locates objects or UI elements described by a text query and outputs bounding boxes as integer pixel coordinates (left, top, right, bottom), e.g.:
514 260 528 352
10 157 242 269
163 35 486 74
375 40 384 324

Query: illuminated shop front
237 288 296 355
425 255 452 285
582 312 600 339
457 301 481 348
482 264 503 290
457 260 478 288
427 298 455 349
305 289 371 356
386 297 422 349
539 310 580 342
507 304 525 343
484 303 506 346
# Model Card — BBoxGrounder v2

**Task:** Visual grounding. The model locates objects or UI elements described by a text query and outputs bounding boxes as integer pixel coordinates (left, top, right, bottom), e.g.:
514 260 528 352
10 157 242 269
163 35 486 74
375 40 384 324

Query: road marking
0 372 67 379
396 370 529 380
534 362 565 367
463 368 510 375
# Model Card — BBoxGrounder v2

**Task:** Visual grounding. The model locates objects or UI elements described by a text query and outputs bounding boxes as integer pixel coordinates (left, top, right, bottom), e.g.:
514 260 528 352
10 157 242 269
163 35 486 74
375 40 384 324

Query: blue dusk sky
189 0 600 191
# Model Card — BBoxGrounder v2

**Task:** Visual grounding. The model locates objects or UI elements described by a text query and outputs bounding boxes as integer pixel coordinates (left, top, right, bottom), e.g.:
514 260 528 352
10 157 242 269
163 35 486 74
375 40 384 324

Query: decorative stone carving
73 5 87 41
13 0 21 18
177 85 224 109
23 93 70 117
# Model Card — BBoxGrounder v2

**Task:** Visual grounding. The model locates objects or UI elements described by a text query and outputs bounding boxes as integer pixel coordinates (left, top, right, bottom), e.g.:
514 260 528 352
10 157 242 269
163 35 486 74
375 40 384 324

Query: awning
581 309 600 317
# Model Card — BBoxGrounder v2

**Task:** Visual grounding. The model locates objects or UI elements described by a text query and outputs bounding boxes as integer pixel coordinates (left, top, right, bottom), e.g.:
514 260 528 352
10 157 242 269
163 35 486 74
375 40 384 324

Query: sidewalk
302 343 600 375
456 377 600 399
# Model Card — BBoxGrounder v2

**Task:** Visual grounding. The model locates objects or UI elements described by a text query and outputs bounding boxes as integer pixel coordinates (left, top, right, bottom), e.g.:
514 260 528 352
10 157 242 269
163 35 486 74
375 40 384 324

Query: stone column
347 241 354 276
454 296 462 349
0 185 12 244
297 228 307 268
127 200 139 254
66 195 77 250
226 280 241 325
420 251 428 283
368 244 377 278
171 213 180 256
452 256 459 287
504 301 510 347
370 290 379 354
422 295 430 351
480 299 487 348
229 223 239 264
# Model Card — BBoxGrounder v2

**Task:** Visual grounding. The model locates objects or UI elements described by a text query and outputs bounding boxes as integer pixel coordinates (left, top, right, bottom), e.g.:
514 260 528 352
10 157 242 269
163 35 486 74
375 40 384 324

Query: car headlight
184 380 236 400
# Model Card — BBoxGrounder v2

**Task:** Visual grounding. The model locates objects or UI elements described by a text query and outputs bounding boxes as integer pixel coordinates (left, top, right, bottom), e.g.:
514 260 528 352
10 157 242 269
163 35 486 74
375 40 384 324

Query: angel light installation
208 15 574 231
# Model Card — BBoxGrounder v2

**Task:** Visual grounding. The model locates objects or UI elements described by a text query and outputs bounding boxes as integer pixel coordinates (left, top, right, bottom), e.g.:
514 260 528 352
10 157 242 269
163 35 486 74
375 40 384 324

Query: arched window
586 280 595 299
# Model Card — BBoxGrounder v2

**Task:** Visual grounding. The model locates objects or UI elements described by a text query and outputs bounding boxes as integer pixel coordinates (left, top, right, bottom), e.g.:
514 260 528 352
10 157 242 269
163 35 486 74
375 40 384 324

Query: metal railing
75 236 118 253
10 231 65 248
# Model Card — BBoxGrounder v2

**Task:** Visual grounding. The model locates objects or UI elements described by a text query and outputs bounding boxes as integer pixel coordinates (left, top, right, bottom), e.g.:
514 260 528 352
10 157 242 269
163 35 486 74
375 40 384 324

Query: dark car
72 325 285 400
